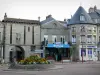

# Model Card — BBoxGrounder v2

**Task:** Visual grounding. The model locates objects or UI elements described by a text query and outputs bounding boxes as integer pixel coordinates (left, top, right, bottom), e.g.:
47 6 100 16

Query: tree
68 41 77 62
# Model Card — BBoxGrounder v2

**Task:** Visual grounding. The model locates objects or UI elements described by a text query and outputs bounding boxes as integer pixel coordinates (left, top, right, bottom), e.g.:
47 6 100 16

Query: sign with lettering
47 43 70 48
87 46 97 48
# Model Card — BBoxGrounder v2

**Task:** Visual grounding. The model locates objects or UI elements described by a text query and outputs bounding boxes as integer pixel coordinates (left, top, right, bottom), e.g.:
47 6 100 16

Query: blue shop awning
47 43 70 48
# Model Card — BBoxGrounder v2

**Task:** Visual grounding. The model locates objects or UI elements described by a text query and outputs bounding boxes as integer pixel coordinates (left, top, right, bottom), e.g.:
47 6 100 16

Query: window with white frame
88 48 92 58
87 27 92 33
94 19 98 23
93 48 97 57
81 26 85 32
93 27 96 33
44 35 48 45
93 35 96 43
72 35 76 43
52 35 57 43
72 27 76 32
60 36 65 44
80 35 85 43
80 15 85 21
16 33 21 44
87 35 92 43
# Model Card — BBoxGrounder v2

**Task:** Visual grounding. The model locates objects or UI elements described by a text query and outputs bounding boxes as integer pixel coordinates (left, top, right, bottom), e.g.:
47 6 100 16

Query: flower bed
18 55 51 65
9 55 55 70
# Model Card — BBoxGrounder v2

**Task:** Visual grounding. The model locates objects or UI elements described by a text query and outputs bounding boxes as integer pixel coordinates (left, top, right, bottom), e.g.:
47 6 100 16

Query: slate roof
41 16 55 24
88 9 100 24
96 10 100 15
89 12 100 19
2 18 40 24
68 6 93 25
59 21 66 24
41 15 67 27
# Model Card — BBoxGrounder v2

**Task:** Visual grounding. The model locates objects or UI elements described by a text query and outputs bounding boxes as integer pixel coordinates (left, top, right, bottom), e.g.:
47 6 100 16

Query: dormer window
80 15 85 21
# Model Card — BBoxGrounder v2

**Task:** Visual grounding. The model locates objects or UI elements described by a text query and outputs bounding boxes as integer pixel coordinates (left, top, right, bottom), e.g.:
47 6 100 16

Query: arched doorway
9 46 25 62
16 46 25 61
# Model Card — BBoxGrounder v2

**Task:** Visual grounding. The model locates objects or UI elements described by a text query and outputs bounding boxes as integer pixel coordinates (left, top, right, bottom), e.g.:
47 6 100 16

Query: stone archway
15 46 25 62
9 46 25 62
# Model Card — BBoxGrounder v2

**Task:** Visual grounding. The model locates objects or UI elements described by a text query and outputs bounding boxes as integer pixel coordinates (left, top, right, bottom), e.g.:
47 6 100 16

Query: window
81 26 85 32
10 25 12 44
93 27 96 32
81 49 86 56
44 35 48 45
99 36 100 42
93 35 96 43
93 48 97 57
28 27 30 32
87 35 92 43
16 33 21 44
72 27 76 32
88 48 92 58
32 26 34 44
87 27 92 33
80 15 85 21
81 35 85 43
24 26 26 44
52 35 57 43
94 19 98 23
30 46 36 51
61 36 65 44
72 35 76 43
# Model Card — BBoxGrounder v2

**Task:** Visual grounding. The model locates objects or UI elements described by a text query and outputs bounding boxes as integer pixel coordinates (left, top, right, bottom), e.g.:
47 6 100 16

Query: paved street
0 62 100 75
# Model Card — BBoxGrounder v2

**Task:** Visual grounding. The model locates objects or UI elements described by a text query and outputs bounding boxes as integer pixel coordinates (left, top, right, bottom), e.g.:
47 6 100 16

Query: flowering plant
18 55 51 65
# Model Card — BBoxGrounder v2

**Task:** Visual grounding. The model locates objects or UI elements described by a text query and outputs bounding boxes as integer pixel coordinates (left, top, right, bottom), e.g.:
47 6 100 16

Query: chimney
46 15 52 19
94 5 97 11
89 7 94 13
4 13 7 19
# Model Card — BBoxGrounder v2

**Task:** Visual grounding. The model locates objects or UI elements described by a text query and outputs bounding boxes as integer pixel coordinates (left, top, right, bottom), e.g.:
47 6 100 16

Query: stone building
40 15 70 61
88 6 100 60
67 6 98 61
0 13 40 63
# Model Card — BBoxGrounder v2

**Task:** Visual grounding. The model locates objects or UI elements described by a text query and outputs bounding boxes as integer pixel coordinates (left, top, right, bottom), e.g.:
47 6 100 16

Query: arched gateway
9 46 25 62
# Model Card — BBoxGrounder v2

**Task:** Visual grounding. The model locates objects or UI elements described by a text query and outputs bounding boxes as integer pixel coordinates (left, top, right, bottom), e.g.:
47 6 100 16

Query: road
0 62 100 75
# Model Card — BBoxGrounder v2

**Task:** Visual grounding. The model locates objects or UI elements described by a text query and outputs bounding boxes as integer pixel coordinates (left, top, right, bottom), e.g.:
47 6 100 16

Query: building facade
0 6 100 63
0 13 40 63
67 6 98 61
41 15 70 61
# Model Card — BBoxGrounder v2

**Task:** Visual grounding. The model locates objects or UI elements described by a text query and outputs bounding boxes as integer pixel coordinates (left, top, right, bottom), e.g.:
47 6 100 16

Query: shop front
45 42 70 61
80 45 97 61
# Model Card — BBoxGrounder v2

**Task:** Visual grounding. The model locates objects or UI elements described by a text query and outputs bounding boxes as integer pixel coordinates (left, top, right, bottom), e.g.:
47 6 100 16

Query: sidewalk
54 61 100 65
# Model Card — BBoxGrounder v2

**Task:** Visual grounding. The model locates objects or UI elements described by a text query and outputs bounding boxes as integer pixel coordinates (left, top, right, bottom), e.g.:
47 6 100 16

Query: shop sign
47 43 70 48
87 46 97 48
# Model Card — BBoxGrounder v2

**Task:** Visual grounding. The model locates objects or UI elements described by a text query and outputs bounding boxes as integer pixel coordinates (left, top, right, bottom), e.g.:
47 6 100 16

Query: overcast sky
0 0 100 21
